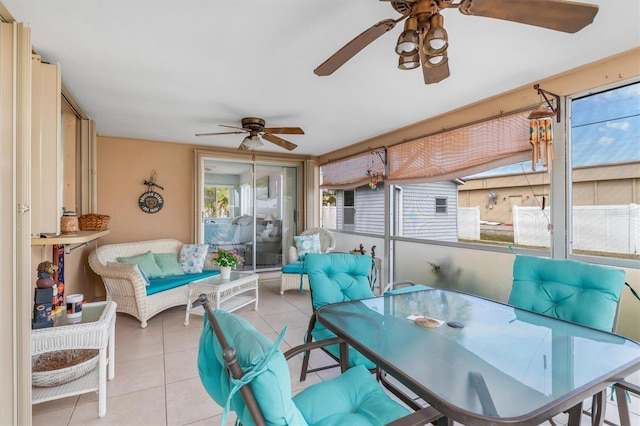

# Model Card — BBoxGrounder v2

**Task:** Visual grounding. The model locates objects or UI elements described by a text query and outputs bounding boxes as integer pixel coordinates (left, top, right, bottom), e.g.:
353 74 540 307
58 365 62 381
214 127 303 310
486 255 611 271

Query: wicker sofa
89 239 218 328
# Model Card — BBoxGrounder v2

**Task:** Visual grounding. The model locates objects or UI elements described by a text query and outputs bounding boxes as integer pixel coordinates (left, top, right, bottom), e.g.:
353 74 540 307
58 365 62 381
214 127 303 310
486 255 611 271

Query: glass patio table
315 289 640 426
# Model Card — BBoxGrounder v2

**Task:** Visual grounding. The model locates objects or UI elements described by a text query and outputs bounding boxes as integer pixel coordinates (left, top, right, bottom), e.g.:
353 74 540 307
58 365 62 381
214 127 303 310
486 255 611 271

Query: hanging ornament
366 169 383 190
528 85 558 172
365 150 386 190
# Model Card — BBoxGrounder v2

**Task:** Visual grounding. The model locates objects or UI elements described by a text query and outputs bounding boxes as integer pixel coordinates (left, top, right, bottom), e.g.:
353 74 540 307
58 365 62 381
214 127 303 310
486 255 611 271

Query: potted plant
208 248 244 279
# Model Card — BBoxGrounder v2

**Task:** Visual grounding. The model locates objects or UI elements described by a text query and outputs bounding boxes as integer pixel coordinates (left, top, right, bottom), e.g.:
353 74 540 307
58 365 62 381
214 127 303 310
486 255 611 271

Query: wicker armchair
287 227 335 263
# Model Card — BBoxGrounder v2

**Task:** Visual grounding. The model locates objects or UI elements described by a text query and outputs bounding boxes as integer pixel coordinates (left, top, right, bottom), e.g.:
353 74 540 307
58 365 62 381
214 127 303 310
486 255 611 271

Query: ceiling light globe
429 38 447 51
395 30 419 55
424 13 449 55
242 133 264 149
398 53 420 70
425 51 448 68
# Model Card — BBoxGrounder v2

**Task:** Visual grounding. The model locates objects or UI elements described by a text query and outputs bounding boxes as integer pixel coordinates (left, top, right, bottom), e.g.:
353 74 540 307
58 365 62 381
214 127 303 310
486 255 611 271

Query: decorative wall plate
138 191 164 214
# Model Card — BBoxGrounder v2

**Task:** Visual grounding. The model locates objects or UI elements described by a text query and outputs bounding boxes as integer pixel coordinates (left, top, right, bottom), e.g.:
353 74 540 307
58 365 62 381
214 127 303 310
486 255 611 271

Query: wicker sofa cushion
117 251 164 279
153 253 185 277
146 270 219 296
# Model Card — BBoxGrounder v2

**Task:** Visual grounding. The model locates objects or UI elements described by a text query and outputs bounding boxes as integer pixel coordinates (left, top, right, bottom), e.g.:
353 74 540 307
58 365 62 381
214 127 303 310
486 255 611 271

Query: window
435 197 447 214
204 185 233 218
343 190 355 229
570 82 640 261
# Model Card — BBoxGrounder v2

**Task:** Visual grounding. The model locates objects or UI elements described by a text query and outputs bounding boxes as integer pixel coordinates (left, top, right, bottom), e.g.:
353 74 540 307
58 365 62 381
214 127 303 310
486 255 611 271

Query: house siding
400 182 458 242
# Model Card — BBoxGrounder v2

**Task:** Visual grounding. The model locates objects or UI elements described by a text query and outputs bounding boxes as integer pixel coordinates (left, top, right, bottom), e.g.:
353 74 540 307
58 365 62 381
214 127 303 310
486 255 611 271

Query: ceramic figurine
36 261 58 289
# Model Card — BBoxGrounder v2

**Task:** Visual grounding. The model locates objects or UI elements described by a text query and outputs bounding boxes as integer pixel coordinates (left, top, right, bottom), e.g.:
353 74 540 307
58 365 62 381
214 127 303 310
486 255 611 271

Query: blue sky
467 82 640 178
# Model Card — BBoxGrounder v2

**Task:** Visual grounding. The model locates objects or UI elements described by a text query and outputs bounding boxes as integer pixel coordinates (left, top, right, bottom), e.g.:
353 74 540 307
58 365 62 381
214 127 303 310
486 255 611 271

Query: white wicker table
31 301 117 418
184 271 258 325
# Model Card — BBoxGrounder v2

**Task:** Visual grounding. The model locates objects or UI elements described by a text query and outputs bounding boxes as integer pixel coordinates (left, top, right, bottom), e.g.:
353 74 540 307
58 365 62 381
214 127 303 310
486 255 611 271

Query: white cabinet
31 55 62 237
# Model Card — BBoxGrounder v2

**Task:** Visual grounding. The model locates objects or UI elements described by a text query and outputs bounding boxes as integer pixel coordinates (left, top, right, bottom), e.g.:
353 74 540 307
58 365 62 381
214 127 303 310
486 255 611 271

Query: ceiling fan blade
314 19 399 76
263 127 305 135
219 124 250 131
262 133 298 151
422 62 450 84
195 130 246 136
459 0 598 33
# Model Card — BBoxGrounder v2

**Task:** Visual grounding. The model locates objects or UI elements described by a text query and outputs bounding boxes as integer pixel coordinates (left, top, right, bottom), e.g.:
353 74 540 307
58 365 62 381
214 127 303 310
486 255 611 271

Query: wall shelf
31 230 110 253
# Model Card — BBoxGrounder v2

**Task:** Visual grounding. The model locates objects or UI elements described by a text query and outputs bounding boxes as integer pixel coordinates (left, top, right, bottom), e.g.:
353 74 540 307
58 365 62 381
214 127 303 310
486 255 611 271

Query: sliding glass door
196 156 299 271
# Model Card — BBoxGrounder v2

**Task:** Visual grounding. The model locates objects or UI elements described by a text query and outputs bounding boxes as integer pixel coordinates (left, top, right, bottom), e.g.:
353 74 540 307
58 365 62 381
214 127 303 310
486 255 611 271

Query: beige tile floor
32 275 640 426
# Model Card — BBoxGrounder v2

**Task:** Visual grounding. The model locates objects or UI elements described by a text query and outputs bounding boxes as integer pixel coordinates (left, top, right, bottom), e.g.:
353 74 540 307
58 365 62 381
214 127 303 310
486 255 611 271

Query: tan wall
97 136 195 246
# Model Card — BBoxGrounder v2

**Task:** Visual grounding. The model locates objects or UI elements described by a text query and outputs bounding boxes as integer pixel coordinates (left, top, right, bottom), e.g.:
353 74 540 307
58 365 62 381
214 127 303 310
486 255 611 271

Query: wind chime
528 84 560 172
365 150 385 190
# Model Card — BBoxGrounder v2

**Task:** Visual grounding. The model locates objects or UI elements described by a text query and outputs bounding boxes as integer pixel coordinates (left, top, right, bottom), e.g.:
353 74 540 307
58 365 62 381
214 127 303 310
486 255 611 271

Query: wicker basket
32 349 99 387
78 214 110 231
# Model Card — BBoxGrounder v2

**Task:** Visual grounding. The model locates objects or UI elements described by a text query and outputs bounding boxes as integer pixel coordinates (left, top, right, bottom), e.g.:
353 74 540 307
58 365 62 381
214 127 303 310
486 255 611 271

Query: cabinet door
31 55 62 236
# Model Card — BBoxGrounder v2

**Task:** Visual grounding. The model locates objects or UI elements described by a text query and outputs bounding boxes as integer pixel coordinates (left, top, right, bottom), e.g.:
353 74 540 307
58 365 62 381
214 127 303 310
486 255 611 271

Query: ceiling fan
314 0 599 84
195 117 304 151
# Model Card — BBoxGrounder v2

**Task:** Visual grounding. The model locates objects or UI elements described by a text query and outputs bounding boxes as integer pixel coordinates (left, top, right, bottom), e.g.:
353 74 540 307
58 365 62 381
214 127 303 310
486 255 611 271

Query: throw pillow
107 262 150 285
179 244 209 274
153 253 185 277
117 251 164 279
294 233 322 259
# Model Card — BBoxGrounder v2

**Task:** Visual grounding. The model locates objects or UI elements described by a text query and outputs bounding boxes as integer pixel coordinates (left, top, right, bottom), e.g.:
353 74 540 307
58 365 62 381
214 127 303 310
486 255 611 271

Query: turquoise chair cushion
281 262 305 275
305 253 375 310
198 310 307 426
293 364 410 425
305 253 377 369
509 255 625 332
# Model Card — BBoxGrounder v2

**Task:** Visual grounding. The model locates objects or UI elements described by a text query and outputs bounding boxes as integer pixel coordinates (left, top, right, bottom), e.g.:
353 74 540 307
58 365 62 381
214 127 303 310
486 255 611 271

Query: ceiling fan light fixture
241 132 263 149
425 50 448 67
398 52 420 70
424 13 448 55
395 17 419 56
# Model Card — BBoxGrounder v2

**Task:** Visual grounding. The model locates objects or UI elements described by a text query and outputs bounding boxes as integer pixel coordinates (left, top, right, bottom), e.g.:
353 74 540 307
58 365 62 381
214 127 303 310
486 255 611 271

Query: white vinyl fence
458 207 480 240
512 206 551 247
511 204 639 254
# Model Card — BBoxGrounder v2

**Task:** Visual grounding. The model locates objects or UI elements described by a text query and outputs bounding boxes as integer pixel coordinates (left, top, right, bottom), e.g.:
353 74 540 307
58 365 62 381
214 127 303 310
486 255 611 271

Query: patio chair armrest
283 337 344 359
382 280 416 293
385 406 443 426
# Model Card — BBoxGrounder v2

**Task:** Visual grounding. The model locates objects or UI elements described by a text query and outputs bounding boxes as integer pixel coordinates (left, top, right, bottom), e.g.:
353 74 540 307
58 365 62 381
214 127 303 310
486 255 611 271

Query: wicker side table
184 271 258 325
31 301 117 418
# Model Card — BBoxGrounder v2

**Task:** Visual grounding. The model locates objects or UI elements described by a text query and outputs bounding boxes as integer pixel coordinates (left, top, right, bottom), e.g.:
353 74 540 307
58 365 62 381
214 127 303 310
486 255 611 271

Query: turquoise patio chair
508 254 626 425
196 294 441 426
299 253 430 411
299 253 377 382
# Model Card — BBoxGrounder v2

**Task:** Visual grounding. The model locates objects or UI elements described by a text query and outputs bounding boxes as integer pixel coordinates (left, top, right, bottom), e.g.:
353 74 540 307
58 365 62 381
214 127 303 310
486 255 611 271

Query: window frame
566 79 640 268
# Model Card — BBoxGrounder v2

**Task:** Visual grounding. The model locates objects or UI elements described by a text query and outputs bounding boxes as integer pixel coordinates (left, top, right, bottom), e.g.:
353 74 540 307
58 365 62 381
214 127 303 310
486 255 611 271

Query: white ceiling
2 0 639 156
